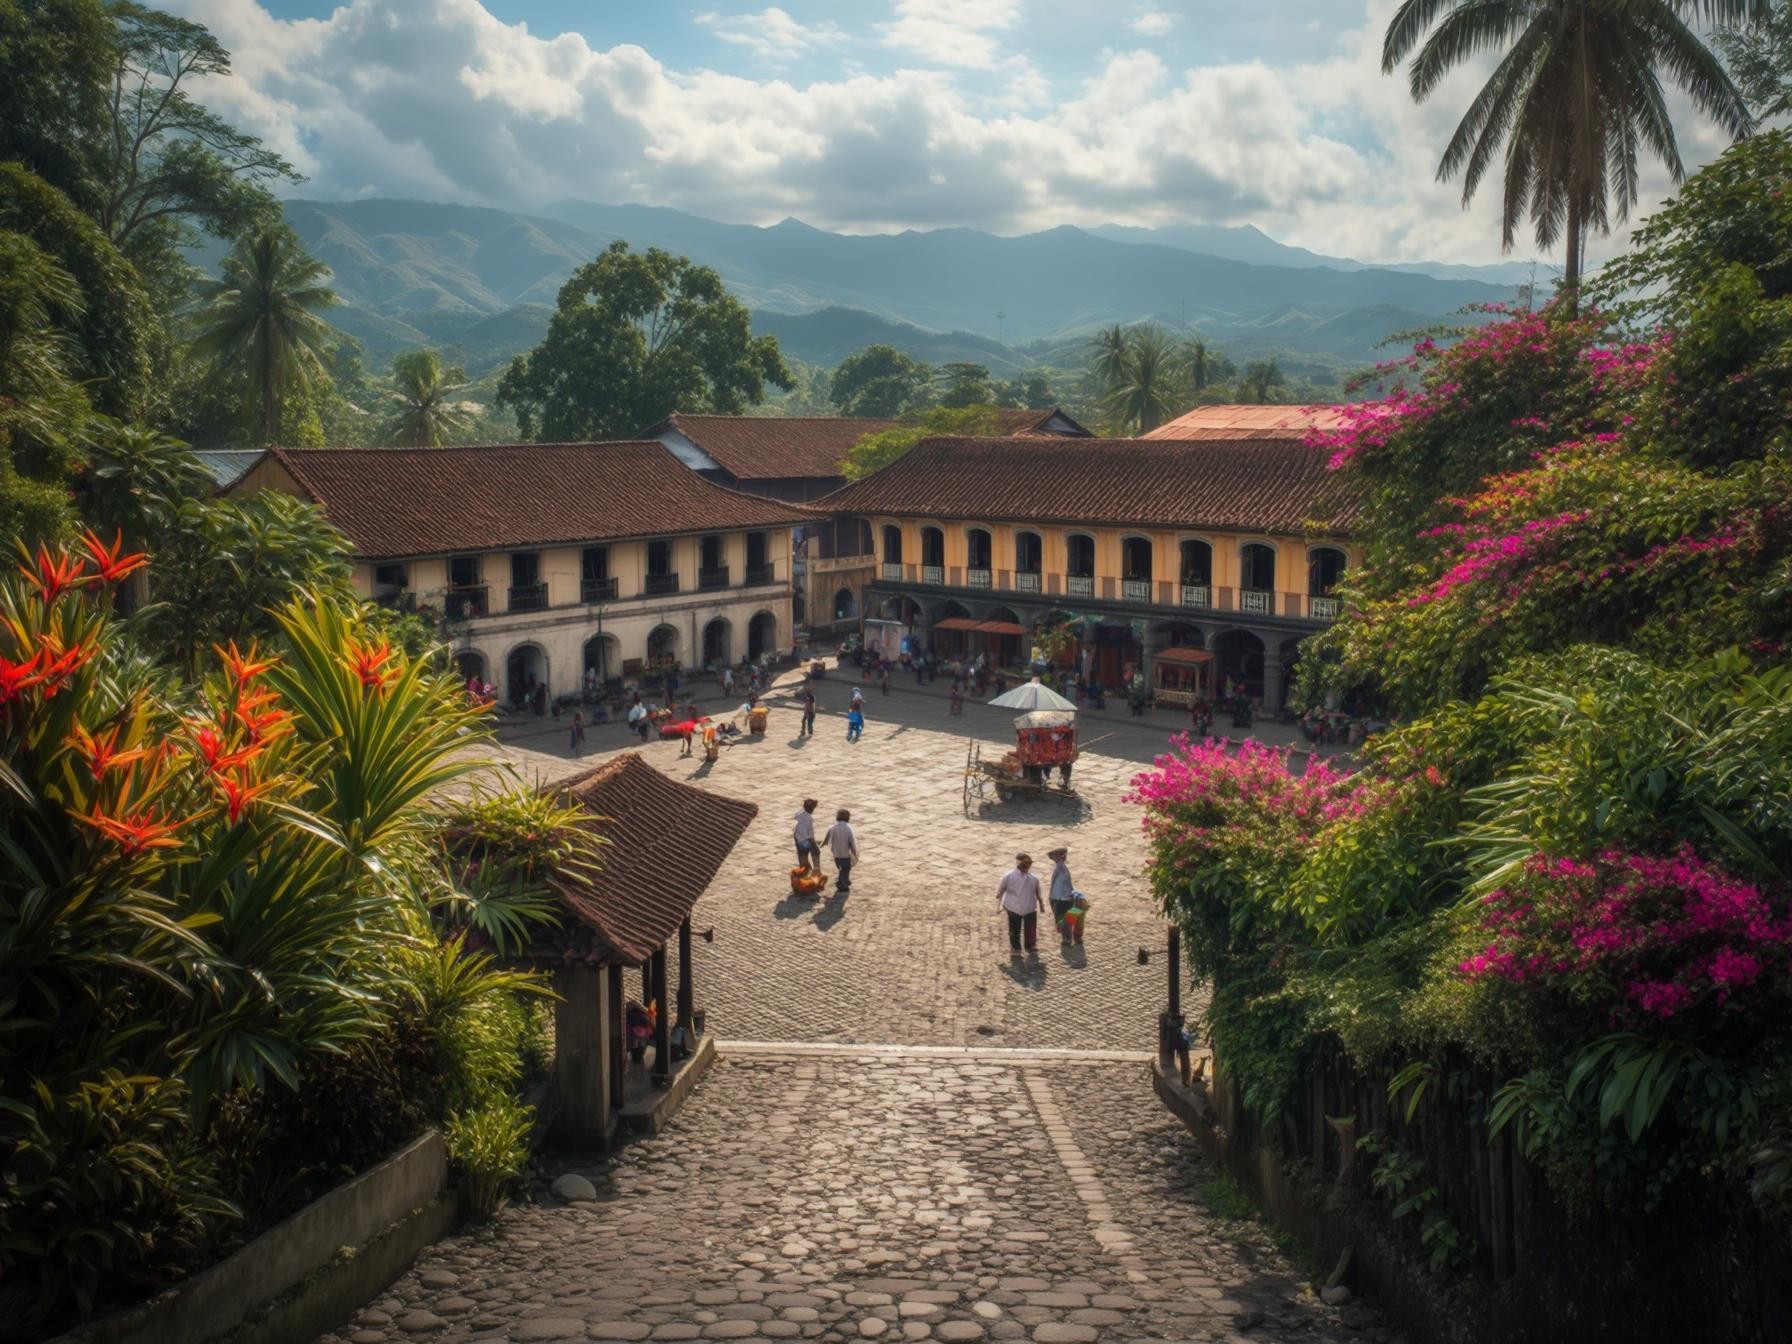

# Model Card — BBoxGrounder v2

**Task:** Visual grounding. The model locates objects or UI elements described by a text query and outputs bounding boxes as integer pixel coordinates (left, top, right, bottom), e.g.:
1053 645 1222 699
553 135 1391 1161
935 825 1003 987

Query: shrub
445 1094 536 1218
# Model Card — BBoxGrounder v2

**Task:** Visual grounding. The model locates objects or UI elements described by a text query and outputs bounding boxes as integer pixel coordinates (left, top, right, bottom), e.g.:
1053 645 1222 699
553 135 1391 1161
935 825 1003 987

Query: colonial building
236 443 812 703
639 413 897 504
817 434 1361 712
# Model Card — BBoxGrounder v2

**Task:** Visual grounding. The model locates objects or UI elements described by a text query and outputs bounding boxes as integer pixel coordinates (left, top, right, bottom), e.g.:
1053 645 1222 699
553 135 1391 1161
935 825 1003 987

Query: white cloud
164 0 1739 268
1131 6 1175 38
880 0 1022 70
696 7 844 64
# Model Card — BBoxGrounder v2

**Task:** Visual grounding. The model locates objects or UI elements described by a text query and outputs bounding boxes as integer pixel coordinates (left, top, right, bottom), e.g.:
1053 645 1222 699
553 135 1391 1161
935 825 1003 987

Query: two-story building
817 433 1361 712
237 442 813 704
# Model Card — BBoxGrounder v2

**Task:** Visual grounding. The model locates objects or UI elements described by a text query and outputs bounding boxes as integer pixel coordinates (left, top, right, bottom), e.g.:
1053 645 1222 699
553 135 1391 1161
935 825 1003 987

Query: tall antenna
996 310 1006 344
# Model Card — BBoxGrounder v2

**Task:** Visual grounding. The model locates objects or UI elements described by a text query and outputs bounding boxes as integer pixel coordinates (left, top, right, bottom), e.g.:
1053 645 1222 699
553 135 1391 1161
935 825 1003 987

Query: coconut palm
385 349 473 447
1104 324 1183 435
1185 336 1213 394
1088 323 1132 395
1382 0 1762 297
189 225 337 444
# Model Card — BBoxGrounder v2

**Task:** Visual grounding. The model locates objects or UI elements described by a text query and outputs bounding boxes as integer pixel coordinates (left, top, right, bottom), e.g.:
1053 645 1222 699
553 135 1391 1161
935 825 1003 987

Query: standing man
800 688 818 737
996 853 1043 956
824 808 860 894
793 798 821 872
569 710 587 757
1046 846 1075 945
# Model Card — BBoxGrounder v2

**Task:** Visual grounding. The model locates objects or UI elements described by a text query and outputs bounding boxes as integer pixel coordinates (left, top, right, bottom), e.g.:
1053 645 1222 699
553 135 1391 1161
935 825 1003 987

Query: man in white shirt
824 808 860 894
995 852 1043 955
793 798 820 872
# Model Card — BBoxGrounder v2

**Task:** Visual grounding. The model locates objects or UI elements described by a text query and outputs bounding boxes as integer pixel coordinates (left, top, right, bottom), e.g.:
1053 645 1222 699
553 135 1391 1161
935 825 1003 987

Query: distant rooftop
642 414 897 482
193 449 266 489
1142 404 1347 441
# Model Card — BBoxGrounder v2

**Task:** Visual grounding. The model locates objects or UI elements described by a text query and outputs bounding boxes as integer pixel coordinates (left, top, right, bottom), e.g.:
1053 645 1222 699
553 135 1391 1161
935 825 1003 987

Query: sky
165 0 1741 268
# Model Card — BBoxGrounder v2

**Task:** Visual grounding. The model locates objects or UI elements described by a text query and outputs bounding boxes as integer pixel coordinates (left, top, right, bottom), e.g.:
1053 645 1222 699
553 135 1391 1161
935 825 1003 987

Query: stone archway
582 635 618 684
647 624 679 669
833 587 858 621
702 619 731 670
455 648 488 686
1212 629 1266 701
747 611 778 660
505 643 547 708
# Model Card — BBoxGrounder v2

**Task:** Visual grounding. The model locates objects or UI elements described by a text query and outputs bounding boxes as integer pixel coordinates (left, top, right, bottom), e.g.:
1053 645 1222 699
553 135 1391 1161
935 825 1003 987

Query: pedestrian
800 688 817 736
914 656 926 686
569 710 586 757
666 666 679 701
948 684 964 716
1046 846 1076 945
850 684 864 711
879 664 891 696
722 665 735 696
995 852 1043 957
824 807 859 894
793 798 821 872
846 703 865 742
532 682 548 717
628 700 650 741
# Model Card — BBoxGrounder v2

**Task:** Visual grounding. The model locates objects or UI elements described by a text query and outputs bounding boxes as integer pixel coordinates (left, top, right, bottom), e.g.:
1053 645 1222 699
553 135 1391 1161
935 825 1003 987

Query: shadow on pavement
999 952 1048 988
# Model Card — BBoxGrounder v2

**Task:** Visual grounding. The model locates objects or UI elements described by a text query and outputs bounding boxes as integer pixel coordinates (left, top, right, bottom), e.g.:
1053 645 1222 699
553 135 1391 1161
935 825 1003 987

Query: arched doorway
928 599 970 657
1308 546 1347 618
920 526 945 583
505 643 547 708
1241 543 1277 615
1179 539 1213 606
984 606 1023 667
702 618 731 670
882 525 904 567
1278 636 1305 715
647 624 679 669
454 649 487 686
1213 629 1266 701
582 634 618 685
880 596 921 624
1122 536 1153 600
833 587 857 621
747 610 778 660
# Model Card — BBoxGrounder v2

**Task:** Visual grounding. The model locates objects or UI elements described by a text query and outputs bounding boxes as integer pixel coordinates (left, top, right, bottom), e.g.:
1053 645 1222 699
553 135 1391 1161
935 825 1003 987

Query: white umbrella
987 677 1077 712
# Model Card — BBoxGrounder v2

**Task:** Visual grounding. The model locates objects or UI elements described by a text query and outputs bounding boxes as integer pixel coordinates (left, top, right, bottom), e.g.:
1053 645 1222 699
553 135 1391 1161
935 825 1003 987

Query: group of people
792 798 860 894
995 847 1090 954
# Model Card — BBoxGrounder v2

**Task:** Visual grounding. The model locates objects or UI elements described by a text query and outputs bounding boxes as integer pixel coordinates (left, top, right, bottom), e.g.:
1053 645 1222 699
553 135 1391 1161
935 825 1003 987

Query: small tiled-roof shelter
535 754 757 1145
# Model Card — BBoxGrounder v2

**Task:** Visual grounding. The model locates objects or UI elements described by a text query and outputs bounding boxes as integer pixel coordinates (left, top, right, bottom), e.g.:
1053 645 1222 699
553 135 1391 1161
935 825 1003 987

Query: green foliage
829 343 931 417
0 0 116 217
496 239 791 441
1088 322 1185 434
1715 0 1792 118
0 228 91 543
840 404 1006 481
444 1094 534 1218
934 361 993 408
436 788 597 955
384 348 473 447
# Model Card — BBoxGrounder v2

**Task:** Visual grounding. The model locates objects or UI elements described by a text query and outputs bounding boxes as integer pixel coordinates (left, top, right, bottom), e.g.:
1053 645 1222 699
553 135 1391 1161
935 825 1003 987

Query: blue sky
169 0 1734 266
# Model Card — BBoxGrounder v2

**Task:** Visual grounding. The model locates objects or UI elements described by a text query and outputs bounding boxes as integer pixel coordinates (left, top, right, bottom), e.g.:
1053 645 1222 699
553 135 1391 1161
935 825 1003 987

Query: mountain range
246 198 1524 379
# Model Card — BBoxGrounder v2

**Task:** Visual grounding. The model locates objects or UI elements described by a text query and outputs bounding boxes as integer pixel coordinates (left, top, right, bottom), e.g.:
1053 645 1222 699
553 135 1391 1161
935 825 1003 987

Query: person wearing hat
995 852 1044 956
1047 846 1078 945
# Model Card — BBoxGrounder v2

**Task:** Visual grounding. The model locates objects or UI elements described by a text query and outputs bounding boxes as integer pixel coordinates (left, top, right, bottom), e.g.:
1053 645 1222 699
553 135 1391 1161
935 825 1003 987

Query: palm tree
1104 324 1183 435
1089 324 1132 396
1185 336 1212 394
385 349 473 447
190 225 337 444
1382 0 1761 298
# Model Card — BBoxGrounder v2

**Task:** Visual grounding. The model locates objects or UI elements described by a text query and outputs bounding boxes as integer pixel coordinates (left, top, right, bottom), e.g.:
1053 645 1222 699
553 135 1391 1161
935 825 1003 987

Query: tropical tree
841 405 1006 480
0 230 91 543
189 225 338 444
1237 358 1287 404
935 361 994 408
1089 323 1131 394
1381 0 1762 296
384 349 473 447
1185 335 1213 394
1716 0 1792 118
496 240 790 441
1100 324 1183 434
829 343 932 417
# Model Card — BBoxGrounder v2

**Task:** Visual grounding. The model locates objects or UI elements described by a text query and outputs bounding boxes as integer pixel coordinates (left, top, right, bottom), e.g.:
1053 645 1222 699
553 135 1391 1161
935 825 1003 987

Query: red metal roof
267 442 814 560
548 754 758 966
1142 404 1348 441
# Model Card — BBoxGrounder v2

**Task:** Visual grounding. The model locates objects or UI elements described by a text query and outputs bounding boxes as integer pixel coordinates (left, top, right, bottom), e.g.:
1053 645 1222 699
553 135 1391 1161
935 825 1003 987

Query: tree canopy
384 349 473 447
496 240 790 441
840 405 1007 481
829 342 931 417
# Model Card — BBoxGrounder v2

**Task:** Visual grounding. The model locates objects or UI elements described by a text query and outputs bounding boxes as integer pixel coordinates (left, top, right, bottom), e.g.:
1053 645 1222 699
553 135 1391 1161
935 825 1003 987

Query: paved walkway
324 1051 1391 1344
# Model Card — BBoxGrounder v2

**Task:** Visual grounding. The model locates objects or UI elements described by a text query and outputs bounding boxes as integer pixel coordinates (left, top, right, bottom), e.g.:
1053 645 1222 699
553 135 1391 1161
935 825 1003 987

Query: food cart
1151 646 1213 708
962 710 1080 811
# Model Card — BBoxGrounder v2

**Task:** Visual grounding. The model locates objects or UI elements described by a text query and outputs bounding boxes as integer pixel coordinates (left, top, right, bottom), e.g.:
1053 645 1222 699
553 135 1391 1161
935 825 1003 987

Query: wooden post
1168 924 1182 1020
676 916 695 1059
551 964 608 1147
607 962 625 1112
651 945 671 1084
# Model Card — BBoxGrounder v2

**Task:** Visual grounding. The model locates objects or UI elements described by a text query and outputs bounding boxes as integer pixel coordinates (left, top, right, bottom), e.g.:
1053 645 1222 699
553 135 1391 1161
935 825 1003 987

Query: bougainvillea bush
0 539 565 1335
1135 132 1792 1223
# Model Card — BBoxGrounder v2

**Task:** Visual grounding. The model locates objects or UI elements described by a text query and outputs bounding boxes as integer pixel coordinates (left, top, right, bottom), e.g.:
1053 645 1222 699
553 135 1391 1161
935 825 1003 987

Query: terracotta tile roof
266 443 814 560
546 754 758 966
1142 404 1348 440
984 407 1093 437
643 414 899 481
817 435 1358 535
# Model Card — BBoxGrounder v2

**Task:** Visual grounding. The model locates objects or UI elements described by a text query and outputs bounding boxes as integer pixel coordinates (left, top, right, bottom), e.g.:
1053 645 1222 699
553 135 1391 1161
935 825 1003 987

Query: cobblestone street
325 1051 1390 1344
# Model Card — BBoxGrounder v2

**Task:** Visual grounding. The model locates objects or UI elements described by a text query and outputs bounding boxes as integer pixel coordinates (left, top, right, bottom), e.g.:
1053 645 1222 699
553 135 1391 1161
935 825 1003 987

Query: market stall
1152 645 1213 708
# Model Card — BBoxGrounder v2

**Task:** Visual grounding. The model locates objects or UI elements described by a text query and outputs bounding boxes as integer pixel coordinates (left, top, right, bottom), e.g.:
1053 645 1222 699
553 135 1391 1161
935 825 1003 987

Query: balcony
922 564 944 585
967 568 992 590
1066 575 1094 598
881 562 903 581
698 565 730 591
643 572 681 596
507 582 548 614
1122 578 1151 602
1310 595 1343 620
444 585 489 621
1180 583 1211 609
1240 588 1273 615
1015 571 1041 593
580 576 618 602
746 562 776 585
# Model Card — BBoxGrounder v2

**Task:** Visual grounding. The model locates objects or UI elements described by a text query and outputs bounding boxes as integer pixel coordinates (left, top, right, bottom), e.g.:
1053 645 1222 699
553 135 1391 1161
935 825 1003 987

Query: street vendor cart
1151 646 1213 708
962 678 1082 813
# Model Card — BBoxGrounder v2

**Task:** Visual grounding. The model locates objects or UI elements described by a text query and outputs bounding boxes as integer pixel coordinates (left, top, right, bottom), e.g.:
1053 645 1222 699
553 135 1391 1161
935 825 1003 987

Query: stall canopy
933 618 1027 636
933 617 981 631
1154 647 1214 666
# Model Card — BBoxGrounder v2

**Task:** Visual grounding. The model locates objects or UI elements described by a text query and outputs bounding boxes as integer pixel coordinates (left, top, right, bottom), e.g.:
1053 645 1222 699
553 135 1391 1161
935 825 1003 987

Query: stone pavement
321 1050 1392 1344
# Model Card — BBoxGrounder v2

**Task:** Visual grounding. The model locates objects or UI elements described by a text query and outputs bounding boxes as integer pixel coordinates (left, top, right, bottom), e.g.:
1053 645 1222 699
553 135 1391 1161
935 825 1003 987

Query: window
882 525 904 565
374 562 408 591
647 540 673 575
1066 534 1095 578
1242 543 1276 591
746 532 768 569
1015 532 1042 574
1179 540 1212 586
921 527 945 567
449 555 481 587
510 552 540 587
966 528 992 569
1308 547 1346 595
581 546 613 601
1122 537 1153 582
700 535 724 570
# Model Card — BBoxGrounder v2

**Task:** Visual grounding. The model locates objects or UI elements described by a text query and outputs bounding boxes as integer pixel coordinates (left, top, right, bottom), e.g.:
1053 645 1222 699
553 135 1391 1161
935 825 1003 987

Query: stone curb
717 1039 1153 1063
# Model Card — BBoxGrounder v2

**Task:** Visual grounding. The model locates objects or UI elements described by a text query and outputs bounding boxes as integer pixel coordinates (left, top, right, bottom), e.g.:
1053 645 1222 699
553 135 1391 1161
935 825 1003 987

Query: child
1062 892 1090 946
846 704 865 742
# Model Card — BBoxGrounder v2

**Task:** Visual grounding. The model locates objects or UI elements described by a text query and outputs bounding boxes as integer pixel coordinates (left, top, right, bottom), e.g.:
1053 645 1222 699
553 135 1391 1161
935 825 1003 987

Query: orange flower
235 702 293 744
215 640 277 687
0 650 42 702
192 723 261 774
79 531 148 585
34 633 94 698
344 638 396 693
68 723 149 779
215 773 275 824
21 544 88 604
77 804 184 855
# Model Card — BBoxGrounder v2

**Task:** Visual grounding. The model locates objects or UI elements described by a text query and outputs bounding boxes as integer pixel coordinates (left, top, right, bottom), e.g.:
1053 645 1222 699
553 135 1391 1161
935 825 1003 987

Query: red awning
974 621 1028 636
1154 646 1213 665
933 617 982 631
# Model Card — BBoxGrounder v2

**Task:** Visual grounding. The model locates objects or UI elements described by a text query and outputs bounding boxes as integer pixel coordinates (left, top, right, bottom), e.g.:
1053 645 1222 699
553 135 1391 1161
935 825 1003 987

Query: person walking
879 663 891 696
800 688 818 737
824 808 859 894
846 703 865 742
948 684 964 716
628 700 650 741
722 664 735 696
996 853 1043 956
569 710 586 757
1047 846 1076 945
793 798 821 872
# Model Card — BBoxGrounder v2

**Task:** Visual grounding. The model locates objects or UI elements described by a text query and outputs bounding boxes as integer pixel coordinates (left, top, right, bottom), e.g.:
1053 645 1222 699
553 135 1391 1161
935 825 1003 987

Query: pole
1168 924 1181 1021
676 916 695 1057
650 946 671 1085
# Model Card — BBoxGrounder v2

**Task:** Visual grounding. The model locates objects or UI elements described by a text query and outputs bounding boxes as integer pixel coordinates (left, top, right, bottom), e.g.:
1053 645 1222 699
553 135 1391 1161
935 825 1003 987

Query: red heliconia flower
215 640 277 687
235 702 293 744
79 531 149 585
344 638 397 693
34 633 94 698
0 650 43 702
68 723 149 779
77 804 185 854
215 773 275 824
192 722 261 774
21 544 88 604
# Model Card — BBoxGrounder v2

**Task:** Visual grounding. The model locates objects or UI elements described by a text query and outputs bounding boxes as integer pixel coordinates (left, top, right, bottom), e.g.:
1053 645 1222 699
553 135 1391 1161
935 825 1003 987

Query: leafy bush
445 1094 536 1218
